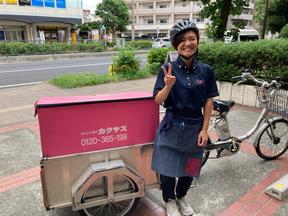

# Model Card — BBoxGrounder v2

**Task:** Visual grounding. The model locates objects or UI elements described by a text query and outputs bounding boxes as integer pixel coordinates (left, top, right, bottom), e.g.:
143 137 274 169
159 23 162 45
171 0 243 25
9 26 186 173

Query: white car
152 37 171 48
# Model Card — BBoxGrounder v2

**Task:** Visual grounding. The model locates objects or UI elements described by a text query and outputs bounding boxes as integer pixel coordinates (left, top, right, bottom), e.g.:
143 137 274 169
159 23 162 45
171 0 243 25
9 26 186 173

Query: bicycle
202 71 288 166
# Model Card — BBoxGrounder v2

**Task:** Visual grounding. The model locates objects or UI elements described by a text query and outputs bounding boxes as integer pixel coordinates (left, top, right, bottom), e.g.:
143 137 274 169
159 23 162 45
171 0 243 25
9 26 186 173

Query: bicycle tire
78 174 140 216
255 118 288 160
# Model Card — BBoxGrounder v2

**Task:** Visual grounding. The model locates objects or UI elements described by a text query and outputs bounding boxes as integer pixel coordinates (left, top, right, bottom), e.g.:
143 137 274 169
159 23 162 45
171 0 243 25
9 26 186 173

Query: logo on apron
185 158 201 176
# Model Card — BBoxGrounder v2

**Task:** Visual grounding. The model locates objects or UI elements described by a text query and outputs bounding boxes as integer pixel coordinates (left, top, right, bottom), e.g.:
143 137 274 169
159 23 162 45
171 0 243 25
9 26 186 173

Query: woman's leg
175 176 193 199
160 174 177 202
175 176 194 215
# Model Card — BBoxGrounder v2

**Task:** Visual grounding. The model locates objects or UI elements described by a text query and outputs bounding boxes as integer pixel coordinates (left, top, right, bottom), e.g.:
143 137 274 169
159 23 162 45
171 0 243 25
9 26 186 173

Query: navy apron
152 111 204 177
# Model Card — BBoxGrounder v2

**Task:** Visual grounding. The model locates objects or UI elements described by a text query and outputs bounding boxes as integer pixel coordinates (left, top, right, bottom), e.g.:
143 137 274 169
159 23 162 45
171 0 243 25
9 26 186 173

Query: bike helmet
170 20 199 49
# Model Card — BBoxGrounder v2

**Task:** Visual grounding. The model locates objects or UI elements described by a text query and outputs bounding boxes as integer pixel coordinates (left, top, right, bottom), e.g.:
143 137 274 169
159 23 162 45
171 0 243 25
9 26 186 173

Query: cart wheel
78 174 140 216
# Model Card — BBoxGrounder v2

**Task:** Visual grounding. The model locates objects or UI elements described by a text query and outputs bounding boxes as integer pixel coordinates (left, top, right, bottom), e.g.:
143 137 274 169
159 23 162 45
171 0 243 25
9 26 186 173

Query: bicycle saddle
213 99 235 113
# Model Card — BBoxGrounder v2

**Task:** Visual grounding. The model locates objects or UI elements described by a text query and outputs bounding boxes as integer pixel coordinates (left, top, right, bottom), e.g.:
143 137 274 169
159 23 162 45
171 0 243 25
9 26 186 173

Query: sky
82 0 101 10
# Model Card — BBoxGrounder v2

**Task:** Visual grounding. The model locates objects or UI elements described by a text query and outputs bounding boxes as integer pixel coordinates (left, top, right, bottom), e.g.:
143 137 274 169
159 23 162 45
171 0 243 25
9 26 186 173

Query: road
0 54 146 87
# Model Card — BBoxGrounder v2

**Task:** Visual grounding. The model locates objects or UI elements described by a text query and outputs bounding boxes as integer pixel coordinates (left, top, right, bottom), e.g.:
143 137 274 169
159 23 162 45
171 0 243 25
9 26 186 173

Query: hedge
0 41 105 56
147 39 288 83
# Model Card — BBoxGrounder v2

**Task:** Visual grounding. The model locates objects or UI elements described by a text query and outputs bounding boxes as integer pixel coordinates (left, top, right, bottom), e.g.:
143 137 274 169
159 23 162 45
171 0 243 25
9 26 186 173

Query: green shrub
147 47 173 65
112 47 140 79
279 24 288 38
141 62 161 75
127 40 153 49
197 39 288 83
145 39 288 83
107 41 116 47
0 41 105 56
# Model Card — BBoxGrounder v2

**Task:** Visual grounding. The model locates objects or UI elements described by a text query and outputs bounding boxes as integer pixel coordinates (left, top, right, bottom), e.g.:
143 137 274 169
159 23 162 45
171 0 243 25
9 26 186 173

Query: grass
49 73 117 88
49 70 152 88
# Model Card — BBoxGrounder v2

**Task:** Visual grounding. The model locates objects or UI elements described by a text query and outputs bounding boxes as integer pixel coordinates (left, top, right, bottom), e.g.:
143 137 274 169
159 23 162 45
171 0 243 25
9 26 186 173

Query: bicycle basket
256 86 288 119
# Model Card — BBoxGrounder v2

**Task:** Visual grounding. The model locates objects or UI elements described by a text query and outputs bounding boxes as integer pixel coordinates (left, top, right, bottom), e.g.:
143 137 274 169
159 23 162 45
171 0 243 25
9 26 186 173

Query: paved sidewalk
0 78 287 216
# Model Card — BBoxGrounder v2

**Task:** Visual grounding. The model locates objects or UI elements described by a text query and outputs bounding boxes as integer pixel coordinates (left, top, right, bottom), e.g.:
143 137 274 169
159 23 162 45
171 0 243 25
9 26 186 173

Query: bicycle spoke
256 119 288 160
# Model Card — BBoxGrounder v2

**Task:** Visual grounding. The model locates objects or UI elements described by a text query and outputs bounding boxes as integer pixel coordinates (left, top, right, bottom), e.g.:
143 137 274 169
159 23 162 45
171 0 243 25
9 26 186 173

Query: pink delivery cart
35 91 160 216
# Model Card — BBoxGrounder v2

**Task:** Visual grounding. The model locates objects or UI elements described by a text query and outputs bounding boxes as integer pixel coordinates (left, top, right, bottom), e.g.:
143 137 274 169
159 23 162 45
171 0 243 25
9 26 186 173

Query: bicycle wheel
255 118 288 160
79 174 140 216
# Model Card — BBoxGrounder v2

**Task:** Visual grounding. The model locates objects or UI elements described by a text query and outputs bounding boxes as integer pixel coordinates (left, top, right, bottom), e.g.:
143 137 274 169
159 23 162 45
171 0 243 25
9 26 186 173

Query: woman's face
176 31 198 58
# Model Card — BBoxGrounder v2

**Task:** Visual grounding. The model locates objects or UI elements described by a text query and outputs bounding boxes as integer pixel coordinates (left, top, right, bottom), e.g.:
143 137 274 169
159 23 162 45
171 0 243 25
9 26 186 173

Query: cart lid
35 91 153 108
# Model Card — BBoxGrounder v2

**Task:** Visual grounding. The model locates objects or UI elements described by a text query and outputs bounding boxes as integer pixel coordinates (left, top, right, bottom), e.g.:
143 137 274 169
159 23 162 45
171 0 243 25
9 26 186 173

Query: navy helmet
170 20 199 48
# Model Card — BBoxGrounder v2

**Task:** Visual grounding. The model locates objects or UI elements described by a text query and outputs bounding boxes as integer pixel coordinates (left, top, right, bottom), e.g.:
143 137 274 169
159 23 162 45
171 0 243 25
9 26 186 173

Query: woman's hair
170 21 199 49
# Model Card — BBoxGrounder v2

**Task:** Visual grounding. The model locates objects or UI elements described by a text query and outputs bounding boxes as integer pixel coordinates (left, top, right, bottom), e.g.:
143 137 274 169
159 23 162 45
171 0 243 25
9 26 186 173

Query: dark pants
160 174 193 202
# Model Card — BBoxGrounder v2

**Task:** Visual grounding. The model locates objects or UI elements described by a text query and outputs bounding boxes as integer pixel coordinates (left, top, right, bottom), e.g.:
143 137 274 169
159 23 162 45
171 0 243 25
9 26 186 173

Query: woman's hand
162 63 176 89
198 130 208 147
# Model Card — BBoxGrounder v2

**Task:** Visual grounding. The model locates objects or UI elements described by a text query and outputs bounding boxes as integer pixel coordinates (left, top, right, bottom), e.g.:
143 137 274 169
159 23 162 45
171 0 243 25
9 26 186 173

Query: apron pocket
178 123 203 153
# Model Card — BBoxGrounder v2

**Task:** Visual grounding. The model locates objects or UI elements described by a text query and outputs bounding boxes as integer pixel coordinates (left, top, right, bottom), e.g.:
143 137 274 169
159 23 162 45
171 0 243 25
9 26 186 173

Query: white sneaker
165 199 182 216
177 197 194 216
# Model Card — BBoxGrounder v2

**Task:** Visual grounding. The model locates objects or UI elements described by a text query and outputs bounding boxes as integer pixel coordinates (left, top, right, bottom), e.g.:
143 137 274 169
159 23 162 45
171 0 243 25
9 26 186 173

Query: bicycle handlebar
232 71 281 89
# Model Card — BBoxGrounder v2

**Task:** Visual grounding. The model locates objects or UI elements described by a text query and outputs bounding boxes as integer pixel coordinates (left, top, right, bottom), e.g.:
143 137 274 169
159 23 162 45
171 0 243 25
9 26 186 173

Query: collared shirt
153 56 219 118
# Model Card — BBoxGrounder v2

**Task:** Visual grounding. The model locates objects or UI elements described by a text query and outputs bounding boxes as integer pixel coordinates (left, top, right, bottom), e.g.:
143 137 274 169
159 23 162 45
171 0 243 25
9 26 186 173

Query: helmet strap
179 54 194 60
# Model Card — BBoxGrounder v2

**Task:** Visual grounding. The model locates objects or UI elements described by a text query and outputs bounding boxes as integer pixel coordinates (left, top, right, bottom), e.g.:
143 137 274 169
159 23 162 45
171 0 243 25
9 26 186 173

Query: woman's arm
198 97 213 147
155 63 176 105
155 85 172 105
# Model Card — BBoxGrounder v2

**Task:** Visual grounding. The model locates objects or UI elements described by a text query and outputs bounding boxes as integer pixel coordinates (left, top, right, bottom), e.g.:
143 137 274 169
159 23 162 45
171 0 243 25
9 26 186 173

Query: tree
199 0 249 40
182 0 248 40
95 0 130 40
77 21 102 31
267 0 288 33
255 0 266 37
256 0 288 35
279 24 288 38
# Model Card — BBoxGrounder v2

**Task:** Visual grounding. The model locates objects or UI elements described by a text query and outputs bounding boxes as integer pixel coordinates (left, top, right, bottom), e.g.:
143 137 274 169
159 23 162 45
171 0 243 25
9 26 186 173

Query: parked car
152 37 171 48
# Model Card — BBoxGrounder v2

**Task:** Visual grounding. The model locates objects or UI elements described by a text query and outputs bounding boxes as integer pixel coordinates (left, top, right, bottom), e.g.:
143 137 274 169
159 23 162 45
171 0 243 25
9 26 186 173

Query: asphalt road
0 54 146 87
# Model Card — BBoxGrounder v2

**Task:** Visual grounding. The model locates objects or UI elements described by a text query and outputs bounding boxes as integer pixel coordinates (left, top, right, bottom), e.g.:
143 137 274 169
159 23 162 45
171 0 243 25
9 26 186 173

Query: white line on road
0 81 43 89
0 63 111 74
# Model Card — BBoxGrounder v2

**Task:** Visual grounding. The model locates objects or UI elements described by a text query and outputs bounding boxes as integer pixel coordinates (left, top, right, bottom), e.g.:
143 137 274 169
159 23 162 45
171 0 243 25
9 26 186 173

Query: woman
152 21 219 216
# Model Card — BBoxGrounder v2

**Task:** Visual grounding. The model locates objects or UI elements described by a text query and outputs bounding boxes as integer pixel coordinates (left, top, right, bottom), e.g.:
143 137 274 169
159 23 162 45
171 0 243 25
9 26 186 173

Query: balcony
173 7 191 14
135 8 154 15
155 7 173 14
127 24 172 31
230 14 253 21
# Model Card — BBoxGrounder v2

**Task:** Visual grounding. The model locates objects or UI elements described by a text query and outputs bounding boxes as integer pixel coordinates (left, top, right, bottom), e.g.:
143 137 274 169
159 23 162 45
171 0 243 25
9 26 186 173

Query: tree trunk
261 0 269 39
217 0 233 40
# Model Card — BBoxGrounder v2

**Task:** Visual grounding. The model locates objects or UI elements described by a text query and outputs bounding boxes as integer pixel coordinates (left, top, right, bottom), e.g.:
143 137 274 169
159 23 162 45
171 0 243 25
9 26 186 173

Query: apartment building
124 0 256 39
0 0 82 42
227 0 256 29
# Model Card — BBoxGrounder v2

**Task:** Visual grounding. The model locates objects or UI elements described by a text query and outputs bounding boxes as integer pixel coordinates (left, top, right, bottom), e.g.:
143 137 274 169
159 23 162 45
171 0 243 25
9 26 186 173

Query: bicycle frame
206 92 284 157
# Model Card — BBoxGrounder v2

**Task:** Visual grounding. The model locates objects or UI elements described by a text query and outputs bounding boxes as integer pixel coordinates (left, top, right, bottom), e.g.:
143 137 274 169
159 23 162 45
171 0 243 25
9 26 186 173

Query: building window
160 19 167 24
19 0 31 6
197 2 202 7
196 17 204 22
5 30 25 42
159 4 167 8
147 19 154 24
144 4 153 9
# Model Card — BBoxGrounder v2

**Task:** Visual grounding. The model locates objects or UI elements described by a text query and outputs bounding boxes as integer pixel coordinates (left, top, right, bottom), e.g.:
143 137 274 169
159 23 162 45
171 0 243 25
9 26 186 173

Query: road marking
0 62 111 74
0 81 42 89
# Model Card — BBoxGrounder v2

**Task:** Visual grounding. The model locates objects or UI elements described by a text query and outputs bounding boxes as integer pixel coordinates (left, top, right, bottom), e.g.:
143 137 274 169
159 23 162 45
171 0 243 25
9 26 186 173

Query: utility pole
131 0 135 41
